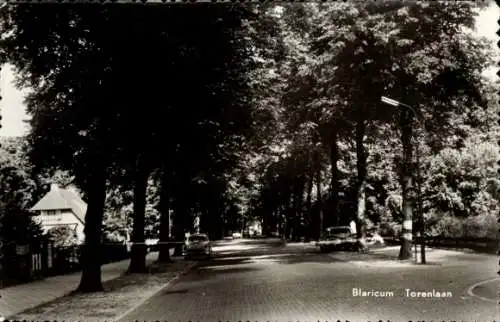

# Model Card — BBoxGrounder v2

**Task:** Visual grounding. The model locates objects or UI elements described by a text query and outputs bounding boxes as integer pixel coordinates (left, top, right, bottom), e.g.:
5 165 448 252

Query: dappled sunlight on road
250 253 292 260
213 253 293 262
202 263 251 271
212 255 249 261
212 244 260 252
247 253 314 264
284 242 317 247
204 254 294 268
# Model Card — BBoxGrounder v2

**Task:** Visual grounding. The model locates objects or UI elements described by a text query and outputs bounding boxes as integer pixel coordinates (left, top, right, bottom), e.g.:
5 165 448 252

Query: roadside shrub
379 222 401 237
424 210 444 237
47 226 79 248
462 213 498 239
435 215 463 238
363 217 375 231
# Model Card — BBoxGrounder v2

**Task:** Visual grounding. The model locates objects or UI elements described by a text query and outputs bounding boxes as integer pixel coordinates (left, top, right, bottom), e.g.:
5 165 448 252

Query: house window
46 210 59 215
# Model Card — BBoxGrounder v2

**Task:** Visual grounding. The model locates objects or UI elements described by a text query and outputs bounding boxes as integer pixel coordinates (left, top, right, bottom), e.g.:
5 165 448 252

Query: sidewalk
9 255 196 322
329 245 497 267
0 251 158 319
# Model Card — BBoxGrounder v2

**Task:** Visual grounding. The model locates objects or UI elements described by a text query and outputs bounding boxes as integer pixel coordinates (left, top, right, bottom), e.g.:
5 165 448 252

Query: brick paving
0 251 159 319
120 240 499 322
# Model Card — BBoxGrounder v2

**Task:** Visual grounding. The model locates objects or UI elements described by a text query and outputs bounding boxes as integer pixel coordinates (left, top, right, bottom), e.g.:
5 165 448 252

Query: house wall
33 210 85 244
247 220 263 235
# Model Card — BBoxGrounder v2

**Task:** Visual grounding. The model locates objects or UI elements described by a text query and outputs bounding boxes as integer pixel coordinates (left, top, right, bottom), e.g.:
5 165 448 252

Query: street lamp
381 95 426 264
381 96 419 118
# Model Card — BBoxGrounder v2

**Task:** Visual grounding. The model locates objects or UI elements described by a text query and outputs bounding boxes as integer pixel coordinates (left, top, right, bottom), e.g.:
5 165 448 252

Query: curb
112 261 198 322
466 276 500 303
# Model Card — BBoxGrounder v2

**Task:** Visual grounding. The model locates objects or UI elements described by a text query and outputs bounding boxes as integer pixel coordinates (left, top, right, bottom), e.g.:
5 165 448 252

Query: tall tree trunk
329 128 340 226
77 160 107 292
281 204 287 239
172 198 187 256
128 153 150 273
290 185 298 242
305 171 314 240
294 177 305 241
172 170 190 256
315 161 323 240
199 196 211 239
355 117 368 251
220 203 226 239
286 186 293 240
262 209 269 237
277 207 282 238
157 165 173 263
399 109 414 260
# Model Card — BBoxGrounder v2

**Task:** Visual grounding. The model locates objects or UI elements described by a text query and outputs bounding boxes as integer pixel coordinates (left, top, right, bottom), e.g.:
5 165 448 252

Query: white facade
30 181 87 245
33 209 85 243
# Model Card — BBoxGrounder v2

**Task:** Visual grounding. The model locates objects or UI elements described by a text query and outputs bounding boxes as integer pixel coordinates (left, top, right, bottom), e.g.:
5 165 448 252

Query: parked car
232 232 242 239
184 233 212 260
316 226 357 252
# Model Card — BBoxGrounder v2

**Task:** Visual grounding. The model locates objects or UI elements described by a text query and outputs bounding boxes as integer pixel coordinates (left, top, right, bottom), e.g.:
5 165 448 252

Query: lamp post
381 96 426 264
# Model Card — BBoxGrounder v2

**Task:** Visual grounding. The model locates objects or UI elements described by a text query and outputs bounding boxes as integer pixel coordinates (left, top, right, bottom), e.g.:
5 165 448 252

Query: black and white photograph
0 1 498 321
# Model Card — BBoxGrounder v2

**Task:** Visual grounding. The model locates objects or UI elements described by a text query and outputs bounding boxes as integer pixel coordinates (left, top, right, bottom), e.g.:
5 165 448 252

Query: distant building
30 183 86 244
247 219 262 236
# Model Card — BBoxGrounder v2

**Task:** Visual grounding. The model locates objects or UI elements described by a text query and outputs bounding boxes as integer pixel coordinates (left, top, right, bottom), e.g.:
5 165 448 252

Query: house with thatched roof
30 183 86 244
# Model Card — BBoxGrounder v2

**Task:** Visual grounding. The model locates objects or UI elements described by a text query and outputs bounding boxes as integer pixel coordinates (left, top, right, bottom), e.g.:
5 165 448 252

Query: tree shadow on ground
161 288 189 295
202 256 254 267
209 251 343 266
208 240 430 267
205 266 262 275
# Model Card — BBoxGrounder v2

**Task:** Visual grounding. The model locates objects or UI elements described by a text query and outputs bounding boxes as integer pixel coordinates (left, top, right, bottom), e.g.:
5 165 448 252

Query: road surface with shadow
120 238 499 322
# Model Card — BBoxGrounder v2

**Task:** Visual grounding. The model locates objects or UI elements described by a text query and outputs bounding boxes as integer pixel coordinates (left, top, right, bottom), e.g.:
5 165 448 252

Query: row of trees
0 2 497 291
241 3 498 258
0 4 273 291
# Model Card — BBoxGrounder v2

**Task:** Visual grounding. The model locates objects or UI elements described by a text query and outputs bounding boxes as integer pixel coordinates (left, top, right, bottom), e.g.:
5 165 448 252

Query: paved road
121 239 499 322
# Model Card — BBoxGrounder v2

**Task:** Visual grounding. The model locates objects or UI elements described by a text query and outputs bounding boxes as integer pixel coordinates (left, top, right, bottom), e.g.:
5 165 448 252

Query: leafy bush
379 222 401 237
47 226 79 247
462 213 498 239
435 215 463 238
433 213 498 239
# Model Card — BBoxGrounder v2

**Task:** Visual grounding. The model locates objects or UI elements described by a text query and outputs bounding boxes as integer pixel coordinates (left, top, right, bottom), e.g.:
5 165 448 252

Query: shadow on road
201 244 344 272
200 239 489 275
203 257 255 267
204 266 262 275
161 289 189 295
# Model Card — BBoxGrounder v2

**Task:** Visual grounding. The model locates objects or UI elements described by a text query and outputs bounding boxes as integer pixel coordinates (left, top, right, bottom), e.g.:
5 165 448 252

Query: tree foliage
244 1 498 243
47 226 79 248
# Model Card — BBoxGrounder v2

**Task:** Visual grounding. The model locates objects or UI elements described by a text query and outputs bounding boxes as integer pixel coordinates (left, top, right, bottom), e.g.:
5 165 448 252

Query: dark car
183 233 212 260
316 226 357 252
